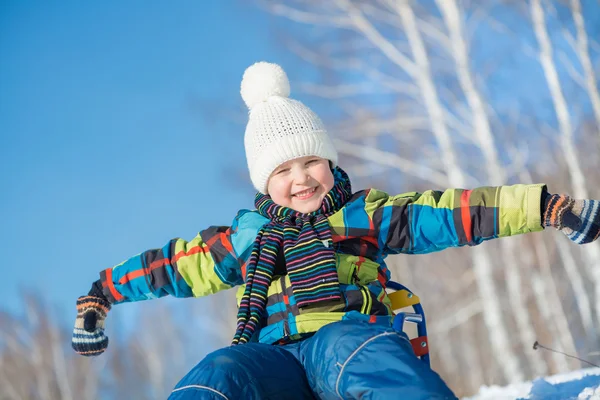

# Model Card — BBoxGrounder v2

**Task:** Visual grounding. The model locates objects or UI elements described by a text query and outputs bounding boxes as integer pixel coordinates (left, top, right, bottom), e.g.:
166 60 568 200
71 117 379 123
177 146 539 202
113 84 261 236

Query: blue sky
1 1 599 327
0 1 301 320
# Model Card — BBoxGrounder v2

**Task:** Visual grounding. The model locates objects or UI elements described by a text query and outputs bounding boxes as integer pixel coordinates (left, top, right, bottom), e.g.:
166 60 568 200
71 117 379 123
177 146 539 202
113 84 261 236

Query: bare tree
568 0 600 132
434 0 552 377
530 0 600 327
259 0 600 394
0 291 234 400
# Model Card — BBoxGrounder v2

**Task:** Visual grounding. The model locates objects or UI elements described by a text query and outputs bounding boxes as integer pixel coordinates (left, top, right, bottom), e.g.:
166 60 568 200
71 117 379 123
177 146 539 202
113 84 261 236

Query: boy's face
267 156 335 213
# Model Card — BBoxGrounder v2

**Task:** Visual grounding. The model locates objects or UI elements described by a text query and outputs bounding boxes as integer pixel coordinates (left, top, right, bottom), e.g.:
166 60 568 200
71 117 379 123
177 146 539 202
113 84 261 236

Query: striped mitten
543 194 600 245
72 295 111 356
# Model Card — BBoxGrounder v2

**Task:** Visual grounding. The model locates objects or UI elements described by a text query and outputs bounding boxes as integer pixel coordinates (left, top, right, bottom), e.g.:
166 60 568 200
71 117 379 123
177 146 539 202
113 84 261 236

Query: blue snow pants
169 319 457 399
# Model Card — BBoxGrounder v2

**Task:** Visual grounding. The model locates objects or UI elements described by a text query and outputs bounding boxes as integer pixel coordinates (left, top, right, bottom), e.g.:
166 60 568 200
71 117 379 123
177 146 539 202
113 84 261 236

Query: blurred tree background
1 0 600 398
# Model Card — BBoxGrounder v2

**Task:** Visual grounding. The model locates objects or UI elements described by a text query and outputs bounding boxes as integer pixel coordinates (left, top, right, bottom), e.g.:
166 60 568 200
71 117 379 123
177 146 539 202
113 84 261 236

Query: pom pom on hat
241 62 291 109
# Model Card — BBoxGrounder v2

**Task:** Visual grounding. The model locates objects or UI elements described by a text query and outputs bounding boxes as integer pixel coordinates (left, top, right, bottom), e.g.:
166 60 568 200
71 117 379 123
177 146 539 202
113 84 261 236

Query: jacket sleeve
99 210 264 304
362 184 546 255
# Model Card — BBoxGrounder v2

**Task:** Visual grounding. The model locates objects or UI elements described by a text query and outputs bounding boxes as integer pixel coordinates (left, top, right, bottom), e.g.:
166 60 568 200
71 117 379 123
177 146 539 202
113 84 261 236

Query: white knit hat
241 62 338 194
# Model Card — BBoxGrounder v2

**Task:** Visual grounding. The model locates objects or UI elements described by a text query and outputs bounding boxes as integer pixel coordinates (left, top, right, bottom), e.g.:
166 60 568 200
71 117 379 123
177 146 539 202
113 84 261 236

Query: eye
276 168 290 175
306 159 320 166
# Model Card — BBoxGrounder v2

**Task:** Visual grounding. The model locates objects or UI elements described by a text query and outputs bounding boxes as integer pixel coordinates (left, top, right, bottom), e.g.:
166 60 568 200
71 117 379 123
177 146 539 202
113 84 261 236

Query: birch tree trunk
393 0 523 383
520 169 580 372
569 0 600 132
529 269 571 372
554 233 596 341
49 321 74 400
530 0 600 327
434 0 547 378
461 321 484 392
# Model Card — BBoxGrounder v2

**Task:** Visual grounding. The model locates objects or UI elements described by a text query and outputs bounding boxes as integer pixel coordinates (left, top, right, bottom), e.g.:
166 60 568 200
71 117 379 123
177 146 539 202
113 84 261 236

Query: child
72 62 600 399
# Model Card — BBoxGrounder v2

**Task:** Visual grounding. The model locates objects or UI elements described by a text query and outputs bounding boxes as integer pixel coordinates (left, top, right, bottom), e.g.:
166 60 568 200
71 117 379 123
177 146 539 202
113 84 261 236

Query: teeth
294 188 316 197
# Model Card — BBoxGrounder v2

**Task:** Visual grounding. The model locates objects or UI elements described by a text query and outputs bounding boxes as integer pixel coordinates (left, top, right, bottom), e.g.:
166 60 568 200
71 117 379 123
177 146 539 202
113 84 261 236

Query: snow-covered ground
464 368 600 400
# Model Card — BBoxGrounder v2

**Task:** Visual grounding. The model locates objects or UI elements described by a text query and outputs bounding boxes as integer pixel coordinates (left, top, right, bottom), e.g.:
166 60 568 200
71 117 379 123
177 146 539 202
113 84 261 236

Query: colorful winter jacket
99 184 545 344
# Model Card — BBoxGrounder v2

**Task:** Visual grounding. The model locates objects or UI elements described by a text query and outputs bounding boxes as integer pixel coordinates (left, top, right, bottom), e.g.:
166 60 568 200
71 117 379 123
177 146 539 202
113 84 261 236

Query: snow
464 368 600 400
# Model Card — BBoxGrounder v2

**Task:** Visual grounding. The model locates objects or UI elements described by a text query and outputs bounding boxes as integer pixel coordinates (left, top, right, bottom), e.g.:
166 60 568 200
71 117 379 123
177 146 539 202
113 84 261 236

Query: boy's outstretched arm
97 227 245 304
367 184 598 255
72 210 264 356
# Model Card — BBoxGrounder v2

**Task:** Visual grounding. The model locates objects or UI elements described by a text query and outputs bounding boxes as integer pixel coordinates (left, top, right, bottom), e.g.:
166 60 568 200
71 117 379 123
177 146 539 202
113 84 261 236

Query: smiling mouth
293 187 317 199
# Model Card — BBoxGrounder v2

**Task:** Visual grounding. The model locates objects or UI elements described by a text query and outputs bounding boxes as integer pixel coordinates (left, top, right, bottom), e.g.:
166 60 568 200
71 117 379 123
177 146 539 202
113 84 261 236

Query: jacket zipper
280 276 291 339
352 267 360 284
352 265 372 315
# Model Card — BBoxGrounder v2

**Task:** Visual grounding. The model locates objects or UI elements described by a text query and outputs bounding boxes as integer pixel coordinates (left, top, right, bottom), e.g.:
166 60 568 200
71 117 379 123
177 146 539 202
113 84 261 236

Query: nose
291 165 310 184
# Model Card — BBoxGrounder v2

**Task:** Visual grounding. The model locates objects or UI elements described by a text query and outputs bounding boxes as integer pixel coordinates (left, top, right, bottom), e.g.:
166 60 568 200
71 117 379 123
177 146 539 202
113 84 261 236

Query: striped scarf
232 167 352 345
